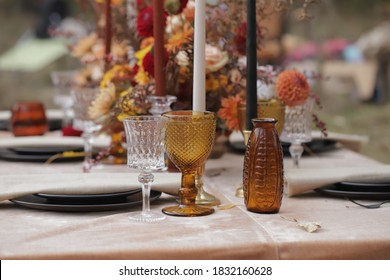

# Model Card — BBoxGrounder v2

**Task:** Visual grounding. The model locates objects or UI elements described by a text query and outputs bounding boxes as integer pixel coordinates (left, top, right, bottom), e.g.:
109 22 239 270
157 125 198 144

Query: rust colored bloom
275 69 309 106
217 95 242 132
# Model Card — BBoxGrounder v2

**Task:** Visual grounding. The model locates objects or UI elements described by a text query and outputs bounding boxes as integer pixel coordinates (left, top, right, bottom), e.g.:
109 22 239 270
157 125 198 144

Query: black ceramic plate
315 183 390 200
0 118 62 131
335 181 390 192
9 146 83 155
35 189 142 204
10 190 161 212
0 147 83 162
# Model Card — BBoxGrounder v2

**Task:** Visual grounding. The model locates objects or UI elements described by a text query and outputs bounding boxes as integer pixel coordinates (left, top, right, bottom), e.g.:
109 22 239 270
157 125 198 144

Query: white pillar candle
192 0 206 112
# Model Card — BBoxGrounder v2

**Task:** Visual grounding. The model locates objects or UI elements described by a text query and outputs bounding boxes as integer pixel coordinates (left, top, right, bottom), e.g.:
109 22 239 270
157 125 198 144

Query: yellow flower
134 67 150 85
71 33 99 58
219 74 228 87
166 23 193 52
95 0 124 6
88 83 116 120
206 76 220 92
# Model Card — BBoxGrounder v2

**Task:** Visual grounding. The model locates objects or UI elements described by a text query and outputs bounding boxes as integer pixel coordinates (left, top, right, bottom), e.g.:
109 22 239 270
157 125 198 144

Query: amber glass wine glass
162 111 216 217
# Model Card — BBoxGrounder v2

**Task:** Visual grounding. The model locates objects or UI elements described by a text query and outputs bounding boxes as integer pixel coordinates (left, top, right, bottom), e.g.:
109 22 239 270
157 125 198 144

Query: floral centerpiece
62 0 320 162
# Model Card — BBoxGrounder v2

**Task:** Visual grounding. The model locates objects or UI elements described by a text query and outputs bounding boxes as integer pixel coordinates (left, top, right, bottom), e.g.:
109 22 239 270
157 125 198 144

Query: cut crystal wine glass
50 70 77 128
70 87 102 172
280 98 314 168
123 116 166 222
147 95 177 171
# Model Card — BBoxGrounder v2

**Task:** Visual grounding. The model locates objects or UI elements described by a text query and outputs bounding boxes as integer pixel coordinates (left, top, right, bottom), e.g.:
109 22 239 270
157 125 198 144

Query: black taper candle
246 0 257 131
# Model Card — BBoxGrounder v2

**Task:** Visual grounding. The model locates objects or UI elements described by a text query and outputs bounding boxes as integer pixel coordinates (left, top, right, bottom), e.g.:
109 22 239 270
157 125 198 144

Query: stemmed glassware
280 98 314 168
147 95 177 171
50 70 78 128
195 163 220 206
162 111 216 217
70 87 102 172
122 116 166 222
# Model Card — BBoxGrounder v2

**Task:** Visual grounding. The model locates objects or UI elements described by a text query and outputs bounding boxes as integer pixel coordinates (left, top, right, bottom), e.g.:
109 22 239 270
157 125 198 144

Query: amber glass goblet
162 111 216 217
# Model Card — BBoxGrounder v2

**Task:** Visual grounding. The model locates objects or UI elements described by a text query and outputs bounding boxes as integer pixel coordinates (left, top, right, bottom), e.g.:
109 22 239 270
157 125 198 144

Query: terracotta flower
275 69 309 106
217 95 242 132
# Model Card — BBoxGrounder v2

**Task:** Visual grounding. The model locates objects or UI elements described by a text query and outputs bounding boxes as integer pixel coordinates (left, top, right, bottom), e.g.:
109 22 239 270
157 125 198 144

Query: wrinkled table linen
0 141 389 259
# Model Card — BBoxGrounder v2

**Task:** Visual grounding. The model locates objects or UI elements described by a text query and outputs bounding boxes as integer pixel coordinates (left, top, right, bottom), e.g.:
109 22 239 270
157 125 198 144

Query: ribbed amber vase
243 118 284 213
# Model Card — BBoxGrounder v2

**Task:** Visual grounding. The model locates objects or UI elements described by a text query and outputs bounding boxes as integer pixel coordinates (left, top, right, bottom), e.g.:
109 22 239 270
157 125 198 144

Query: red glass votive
10 102 48 136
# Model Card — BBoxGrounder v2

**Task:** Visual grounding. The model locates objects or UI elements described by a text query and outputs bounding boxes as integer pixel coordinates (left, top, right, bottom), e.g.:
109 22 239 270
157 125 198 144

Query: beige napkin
0 172 181 202
229 130 369 152
285 165 390 196
311 130 369 152
0 136 110 149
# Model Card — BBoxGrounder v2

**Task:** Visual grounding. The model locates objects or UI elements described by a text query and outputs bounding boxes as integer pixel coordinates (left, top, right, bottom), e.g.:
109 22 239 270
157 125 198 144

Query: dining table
0 129 389 260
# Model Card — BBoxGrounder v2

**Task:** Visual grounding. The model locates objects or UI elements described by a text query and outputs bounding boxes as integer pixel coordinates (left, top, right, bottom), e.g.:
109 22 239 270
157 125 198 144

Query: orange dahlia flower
275 69 309 106
218 95 242 132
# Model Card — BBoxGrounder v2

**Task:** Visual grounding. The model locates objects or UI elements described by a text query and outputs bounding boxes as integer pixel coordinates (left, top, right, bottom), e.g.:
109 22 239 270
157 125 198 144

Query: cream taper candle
193 0 206 111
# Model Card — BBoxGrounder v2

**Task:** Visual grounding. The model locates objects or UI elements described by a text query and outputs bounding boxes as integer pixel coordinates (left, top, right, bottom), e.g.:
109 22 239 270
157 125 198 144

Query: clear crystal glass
123 116 166 222
147 95 177 116
280 98 314 168
50 70 78 127
70 87 102 172
147 95 177 171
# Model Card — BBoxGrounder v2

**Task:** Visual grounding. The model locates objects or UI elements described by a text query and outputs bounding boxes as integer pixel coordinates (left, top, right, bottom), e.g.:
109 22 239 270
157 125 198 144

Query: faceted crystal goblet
280 98 314 168
50 70 78 127
123 116 166 222
70 87 102 172
162 111 216 217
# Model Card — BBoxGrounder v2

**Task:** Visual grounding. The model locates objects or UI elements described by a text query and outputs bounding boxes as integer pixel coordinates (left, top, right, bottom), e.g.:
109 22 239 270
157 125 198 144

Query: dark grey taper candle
246 0 257 131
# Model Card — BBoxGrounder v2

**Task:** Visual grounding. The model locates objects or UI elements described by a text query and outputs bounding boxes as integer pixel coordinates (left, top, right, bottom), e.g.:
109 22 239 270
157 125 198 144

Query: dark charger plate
315 181 390 200
0 146 83 162
11 190 161 212
0 118 62 131
35 189 142 204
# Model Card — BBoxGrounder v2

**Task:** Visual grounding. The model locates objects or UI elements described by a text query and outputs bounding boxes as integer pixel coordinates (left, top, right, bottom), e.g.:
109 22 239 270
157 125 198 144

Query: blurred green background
0 0 389 163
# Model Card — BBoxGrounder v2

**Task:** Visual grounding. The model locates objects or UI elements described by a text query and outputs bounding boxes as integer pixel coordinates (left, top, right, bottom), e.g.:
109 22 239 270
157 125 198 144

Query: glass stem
289 142 304 168
62 106 73 127
138 171 154 214
180 171 197 206
82 131 94 173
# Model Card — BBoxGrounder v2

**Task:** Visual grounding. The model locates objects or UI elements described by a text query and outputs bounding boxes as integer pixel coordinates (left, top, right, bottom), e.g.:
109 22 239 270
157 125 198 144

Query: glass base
128 211 166 222
162 205 214 217
196 190 221 206
235 184 244 198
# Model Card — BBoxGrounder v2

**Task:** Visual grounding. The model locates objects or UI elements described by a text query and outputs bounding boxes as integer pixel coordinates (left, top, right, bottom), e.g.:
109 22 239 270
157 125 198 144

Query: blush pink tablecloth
0 131 389 260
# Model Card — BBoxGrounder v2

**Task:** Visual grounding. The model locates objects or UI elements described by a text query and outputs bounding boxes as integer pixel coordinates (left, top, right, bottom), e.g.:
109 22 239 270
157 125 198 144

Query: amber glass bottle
243 118 284 213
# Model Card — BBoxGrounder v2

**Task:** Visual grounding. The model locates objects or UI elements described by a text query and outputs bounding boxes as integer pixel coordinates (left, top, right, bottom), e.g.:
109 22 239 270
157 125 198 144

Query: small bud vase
243 118 284 213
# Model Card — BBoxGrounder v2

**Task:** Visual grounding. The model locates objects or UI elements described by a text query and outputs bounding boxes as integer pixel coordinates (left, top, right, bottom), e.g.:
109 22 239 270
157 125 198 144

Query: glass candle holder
10 101 48 136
